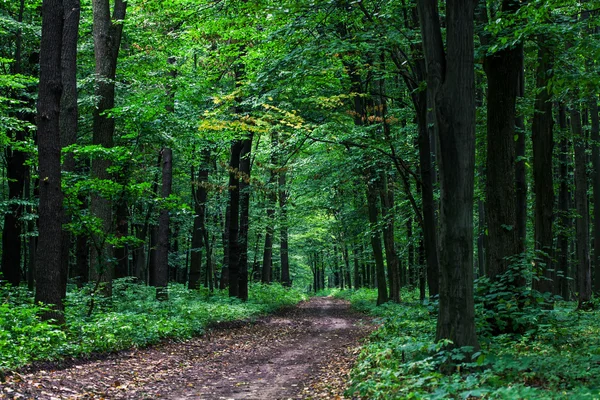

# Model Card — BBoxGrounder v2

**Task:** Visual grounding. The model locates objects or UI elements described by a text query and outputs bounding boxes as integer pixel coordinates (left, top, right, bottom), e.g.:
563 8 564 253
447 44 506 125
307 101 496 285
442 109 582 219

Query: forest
1 0 600 398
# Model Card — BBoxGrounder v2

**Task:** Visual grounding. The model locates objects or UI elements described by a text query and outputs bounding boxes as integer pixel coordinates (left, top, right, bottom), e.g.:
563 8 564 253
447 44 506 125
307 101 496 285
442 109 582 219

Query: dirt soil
1 297 375 399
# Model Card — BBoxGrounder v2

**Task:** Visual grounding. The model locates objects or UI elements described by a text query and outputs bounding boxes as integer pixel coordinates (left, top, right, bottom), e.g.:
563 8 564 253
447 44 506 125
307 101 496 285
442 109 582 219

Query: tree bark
572 106 592 308
380 173 400 302
279 168 290 287
531 42 555 295
261 132 278 284
557 104 571 299
154 148 172 300
238 135 253 300
417 0 479 349
35 0 65 322
366 170 388 305
189 148 210 290
227 140 243 298
590 97 600 295
483 14 522 286
89 0 127 293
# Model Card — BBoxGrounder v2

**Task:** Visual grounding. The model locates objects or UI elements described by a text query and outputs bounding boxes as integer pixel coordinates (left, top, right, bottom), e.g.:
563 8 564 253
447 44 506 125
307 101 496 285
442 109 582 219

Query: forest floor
1 297 374 400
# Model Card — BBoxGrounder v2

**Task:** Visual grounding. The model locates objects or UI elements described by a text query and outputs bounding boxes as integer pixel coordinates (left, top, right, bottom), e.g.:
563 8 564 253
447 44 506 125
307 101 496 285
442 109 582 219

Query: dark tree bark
590 97 600 295
353 244 360 289
89 0 127 291
366 170 388 305
417 0 479 349
380 173 400 302
189 148 210 290
114 199 129 278
515 47 527 253
227 140 243 298
571 107 592 308
58 0 80 290
220 202 230 289
238 134 253 301
155 148 172 300
279 168 290 287
35 0 65 322
557 104 571 299
531 42 555 295
483 5 522 286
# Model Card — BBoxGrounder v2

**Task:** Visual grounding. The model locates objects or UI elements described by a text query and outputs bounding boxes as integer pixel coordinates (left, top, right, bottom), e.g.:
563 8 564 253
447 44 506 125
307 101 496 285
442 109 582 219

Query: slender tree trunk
220 202 230 289
590 97 600 295
572 106 592 308
366 170 388 305
238 135 253 300
353 244 360 289
417 0 479 349
380 173 400 302
35 0 65 322
227 141 243 298
515 47 527 253
557 104 571 299
279 168 290 286
531 42 555 295
89 0 127 294
189 148 210 289
154 148 172 300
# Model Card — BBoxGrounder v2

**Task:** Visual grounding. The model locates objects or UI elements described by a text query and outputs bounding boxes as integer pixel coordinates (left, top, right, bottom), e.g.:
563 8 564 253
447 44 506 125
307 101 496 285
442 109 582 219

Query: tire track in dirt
3 297 374 399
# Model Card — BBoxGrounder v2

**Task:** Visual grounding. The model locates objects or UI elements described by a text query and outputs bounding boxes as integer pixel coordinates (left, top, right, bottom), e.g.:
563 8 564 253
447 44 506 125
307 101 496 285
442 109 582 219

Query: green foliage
0 280 307 373
340 288 600 399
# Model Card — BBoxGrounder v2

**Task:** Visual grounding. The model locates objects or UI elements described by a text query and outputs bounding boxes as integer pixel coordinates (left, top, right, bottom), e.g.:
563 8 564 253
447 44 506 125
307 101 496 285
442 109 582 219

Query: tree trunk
417 0 479 349
557 104 571 299
190 148 210 289
366 170 388 305
380 173 400 302
572 106 592 308
531 42 555 295
155 148 172 300
89 0 127 294
590 97 600 295
515 48 527 254
483 22 522 286
279 168 290 286
35 0 65 322
227 140 243 298
238 135 253 301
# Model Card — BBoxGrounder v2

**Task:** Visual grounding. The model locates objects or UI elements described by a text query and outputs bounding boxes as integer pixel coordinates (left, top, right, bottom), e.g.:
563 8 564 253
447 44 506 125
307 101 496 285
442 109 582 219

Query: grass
334 288 600 399
0 279 307 374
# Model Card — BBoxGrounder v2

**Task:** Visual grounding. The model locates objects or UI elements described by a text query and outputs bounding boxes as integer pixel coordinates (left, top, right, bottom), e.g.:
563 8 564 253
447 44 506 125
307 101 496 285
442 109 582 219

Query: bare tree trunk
417 0 479 349
557 104 571 299
238 135 253 300
279 168 290 286
380 173 400 302
531 42 555 296
366 170 388 305
155 148 172 300
590 97 600 295
572 106 592 308
190 148 210 289
35 0 65 322
227 141 242 298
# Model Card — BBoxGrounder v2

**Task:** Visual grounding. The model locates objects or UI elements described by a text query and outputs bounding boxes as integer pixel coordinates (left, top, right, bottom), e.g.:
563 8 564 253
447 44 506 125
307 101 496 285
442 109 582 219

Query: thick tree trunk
483 31 522 285
417 0 479 349
58 0 80 291
531 42 555 295
366 170 388 305
238 135 253 300
154 148 172 300
515 49 527 254
35 0 65 322
572 107 592 308
227 140 243 298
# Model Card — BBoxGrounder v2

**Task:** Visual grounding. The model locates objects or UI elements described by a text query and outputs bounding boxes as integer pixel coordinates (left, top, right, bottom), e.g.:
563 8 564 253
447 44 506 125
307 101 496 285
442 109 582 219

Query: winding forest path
5 297 374 399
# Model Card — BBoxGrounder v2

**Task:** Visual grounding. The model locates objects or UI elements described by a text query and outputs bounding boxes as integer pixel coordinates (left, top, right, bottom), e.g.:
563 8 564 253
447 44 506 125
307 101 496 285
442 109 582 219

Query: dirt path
2 297 374 399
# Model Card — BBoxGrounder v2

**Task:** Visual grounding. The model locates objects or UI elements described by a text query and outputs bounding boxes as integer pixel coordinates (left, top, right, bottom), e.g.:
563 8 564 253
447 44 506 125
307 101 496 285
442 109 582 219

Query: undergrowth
335 288 600 399
0 280 307 373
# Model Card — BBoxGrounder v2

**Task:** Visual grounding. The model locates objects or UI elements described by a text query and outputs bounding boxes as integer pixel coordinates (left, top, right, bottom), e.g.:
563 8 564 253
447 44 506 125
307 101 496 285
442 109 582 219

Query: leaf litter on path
1 297 374 399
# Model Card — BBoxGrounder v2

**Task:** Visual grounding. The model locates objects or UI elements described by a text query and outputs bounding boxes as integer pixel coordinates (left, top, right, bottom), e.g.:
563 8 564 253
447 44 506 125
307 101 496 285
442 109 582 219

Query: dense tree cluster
1 0 600 348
